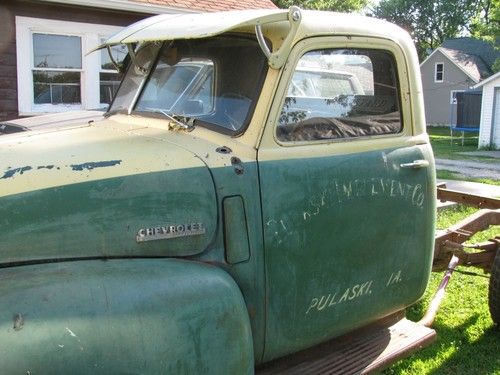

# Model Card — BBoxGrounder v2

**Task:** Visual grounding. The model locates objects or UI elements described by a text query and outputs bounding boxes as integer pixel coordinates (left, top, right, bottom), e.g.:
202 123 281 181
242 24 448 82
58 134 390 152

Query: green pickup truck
2 7 493 374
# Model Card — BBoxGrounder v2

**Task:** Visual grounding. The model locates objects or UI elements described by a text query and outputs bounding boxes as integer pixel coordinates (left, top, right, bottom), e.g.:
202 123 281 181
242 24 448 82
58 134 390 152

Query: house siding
420 50 477 125
0 0 149 121
478 77 500 148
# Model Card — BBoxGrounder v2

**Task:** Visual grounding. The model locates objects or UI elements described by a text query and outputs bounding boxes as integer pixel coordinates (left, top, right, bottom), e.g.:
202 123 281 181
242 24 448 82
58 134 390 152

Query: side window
277 49 402 142
435 63 444 83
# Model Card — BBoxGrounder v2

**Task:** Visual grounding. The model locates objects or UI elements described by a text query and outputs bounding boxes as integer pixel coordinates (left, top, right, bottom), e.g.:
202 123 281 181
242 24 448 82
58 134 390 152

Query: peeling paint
65 327 78 337
37 165 55 170
1 166 32 179
280 220 287 231
70 160 122 171
13 313 24 331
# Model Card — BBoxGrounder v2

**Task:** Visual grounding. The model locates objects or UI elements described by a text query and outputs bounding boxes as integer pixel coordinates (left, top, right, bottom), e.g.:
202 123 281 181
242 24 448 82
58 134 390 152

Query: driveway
435 158 500 179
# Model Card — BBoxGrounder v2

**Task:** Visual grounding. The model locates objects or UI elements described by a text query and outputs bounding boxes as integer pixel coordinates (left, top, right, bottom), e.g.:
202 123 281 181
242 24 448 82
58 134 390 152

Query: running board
257 318 436 374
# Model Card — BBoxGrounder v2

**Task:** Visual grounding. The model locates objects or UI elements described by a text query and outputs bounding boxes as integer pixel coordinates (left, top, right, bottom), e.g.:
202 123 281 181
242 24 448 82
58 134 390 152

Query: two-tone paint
0 9 435 373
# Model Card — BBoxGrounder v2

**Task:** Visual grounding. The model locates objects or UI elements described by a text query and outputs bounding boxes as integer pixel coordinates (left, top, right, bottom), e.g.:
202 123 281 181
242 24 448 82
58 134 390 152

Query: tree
469 0 499 42
372 0 479 60
271 0 368 12
470 0 500 72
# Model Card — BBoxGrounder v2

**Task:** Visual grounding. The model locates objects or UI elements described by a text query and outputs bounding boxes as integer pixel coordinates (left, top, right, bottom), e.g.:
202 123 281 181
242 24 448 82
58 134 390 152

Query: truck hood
0 119 217 264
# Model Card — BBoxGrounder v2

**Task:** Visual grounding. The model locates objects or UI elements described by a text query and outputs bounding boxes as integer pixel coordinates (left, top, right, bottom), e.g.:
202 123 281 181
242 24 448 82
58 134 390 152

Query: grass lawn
429 126 499 186
436 170 500 187
384 127 500 373
428 127 496 162
385 205 500 374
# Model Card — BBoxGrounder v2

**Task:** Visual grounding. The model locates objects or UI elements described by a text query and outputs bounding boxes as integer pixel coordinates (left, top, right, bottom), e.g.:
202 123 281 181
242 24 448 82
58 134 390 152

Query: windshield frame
107 34 269 137
105 42 163 117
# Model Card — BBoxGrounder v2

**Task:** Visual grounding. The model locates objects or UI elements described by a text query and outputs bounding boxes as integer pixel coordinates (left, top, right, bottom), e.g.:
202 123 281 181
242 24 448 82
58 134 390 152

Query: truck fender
0 259 253 374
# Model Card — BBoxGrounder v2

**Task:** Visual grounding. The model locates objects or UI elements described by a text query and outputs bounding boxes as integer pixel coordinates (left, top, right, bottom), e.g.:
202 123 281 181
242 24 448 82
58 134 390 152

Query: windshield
109 35 268 134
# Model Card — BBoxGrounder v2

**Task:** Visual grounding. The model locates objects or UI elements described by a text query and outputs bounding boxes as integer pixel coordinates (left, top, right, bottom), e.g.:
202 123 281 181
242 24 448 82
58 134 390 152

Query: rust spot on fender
70 160 122 171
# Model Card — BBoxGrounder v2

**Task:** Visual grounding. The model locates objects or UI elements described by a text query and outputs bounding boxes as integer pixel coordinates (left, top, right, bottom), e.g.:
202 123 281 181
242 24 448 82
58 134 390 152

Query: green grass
428 127 496 162
385 205 500 374
436 170 500 187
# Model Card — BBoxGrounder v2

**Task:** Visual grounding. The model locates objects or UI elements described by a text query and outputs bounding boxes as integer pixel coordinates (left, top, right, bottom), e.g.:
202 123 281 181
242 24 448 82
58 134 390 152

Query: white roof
91 8 417 71
96 8 408 47
100 9 288 46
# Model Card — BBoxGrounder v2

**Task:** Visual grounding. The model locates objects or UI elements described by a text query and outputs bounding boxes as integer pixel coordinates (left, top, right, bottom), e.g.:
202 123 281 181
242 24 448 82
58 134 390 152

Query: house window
100 42 127 105
435 63 444 83
16 16 123 115
32 33 82 106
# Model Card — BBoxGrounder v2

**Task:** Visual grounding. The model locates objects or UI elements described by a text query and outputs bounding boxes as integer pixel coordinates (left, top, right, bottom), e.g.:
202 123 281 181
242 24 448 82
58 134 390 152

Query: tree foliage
470 0 500 72
271 0 368 12
372 0 480 60
469 0 500 43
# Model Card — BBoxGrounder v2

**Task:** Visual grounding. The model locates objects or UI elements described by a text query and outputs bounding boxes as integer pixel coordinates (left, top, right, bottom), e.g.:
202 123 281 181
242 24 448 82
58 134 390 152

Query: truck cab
0 8 436 374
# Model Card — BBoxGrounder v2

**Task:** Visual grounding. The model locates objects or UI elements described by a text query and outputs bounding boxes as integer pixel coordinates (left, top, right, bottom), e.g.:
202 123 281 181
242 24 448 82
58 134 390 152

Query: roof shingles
439 37 499 81
131 0 278 11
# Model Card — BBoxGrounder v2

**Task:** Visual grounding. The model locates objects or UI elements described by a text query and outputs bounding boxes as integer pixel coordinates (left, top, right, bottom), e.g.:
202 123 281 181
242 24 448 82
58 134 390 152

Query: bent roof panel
103 9 288 45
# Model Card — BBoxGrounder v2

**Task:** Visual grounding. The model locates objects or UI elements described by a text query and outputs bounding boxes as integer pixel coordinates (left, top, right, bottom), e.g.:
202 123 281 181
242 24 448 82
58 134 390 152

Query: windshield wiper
144 108 195 131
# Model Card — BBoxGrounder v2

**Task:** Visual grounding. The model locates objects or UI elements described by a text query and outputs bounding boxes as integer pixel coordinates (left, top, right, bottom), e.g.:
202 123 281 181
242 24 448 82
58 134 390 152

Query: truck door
257 37 436 361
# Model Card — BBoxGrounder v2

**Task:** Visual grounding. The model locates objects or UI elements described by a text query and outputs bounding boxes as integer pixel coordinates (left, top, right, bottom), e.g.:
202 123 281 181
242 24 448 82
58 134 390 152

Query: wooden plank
0 89 18 101
437 187 500 209
0 99 18 108
0 76 17 87
0 114 20 122
257 317 436 375
0 52 16 66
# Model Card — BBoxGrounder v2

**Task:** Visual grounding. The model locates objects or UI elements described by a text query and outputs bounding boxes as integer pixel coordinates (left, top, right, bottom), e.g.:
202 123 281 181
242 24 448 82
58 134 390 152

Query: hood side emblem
136 223 205 243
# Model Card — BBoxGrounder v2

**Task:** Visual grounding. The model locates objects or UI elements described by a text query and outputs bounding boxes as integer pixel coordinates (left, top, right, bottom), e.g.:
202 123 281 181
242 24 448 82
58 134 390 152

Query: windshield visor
109 35 268 134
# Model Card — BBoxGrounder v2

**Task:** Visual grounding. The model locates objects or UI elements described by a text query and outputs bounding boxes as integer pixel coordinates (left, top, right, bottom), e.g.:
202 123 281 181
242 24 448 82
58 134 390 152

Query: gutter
36 0 198 14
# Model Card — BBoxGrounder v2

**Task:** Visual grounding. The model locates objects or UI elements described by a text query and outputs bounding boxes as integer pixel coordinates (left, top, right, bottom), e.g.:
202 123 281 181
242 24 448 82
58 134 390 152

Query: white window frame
435 62 444 83
16 16 123 115
32 32 83 110
98 40 127 107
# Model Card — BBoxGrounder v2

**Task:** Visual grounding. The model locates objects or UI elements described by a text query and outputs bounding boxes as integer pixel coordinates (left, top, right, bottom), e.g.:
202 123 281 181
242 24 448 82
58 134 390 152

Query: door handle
400 160 429 169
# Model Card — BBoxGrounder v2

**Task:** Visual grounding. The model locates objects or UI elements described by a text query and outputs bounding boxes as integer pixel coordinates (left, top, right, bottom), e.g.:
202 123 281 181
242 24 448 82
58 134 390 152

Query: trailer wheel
489 250 500 327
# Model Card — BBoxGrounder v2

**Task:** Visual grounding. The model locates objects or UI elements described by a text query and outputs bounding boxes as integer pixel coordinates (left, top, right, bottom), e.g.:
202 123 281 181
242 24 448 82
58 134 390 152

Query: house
420 37 498 126
0 0 277 121
473 71 500 149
